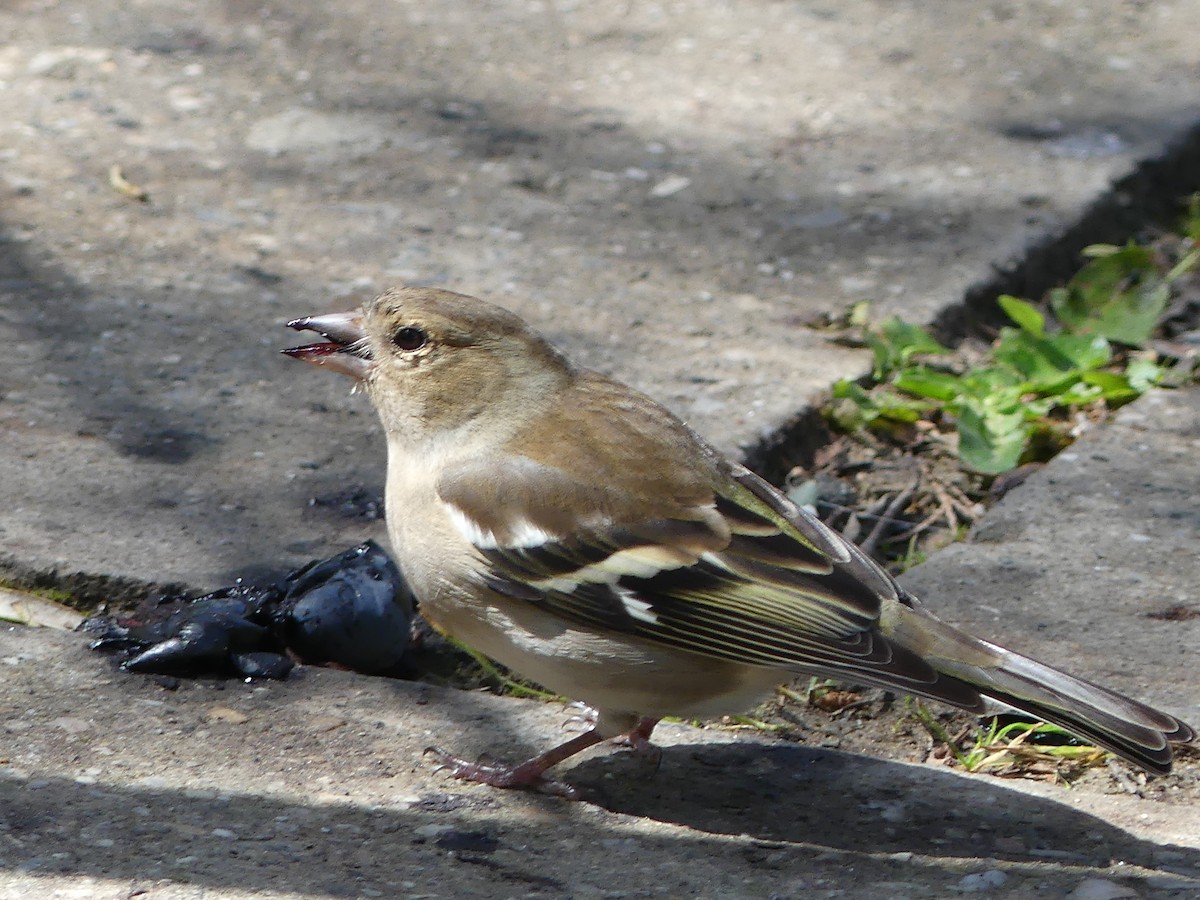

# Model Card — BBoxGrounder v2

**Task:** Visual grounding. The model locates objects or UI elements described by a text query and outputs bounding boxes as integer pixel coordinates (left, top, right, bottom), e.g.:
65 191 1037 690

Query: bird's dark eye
392 325 427 352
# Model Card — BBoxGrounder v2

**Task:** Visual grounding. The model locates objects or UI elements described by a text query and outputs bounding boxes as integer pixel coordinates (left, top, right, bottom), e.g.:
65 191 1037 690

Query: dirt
731 681 1200 802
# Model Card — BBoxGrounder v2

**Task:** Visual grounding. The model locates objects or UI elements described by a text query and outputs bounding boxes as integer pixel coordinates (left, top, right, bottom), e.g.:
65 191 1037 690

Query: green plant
907 699 1106 778
828 232 1199 475
726 714 792 733
777 677 840 706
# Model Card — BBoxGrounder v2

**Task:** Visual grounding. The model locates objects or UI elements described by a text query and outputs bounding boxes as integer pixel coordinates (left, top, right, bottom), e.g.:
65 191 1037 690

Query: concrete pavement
2 1 1200 896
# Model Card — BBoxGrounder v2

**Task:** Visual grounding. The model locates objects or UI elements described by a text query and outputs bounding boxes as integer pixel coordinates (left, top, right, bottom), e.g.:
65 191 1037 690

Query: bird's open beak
283 311 373 380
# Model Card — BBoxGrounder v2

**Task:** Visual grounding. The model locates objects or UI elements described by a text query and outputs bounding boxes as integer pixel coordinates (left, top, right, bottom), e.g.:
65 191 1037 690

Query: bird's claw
423 745 581 799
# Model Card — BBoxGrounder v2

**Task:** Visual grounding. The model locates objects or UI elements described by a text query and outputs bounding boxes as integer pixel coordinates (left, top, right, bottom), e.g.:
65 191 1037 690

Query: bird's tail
889 597 1195 774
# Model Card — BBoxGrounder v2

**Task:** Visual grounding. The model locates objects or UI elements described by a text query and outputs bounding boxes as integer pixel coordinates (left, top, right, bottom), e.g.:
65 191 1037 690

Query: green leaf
997 295 1045 337
993 328 1111 389
956 366 1023 403
1124 357 1165 393
847 299 872 328
866 317 950 379
1050 242 1167 346
1018 395 1059 418
880 317 949 357
832 378 870 402
957 401 1028 474
1096 281 1169 347
828 380 873 431
865 331 895 380
1046 333 1112 370
872 402 923 424
1165 246 1200 284
873 388 934 422
993 329 1068 381
1053 380 1107 405
1077 371 1137 403
893 367 963 401
827 400 867 432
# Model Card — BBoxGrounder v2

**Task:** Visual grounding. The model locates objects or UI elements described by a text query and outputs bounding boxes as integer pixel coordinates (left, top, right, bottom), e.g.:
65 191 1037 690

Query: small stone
211 828 238 840
244 109 391 157
167 87 208 113
51 717 93 735
649 174 691 198
243 233 280 255
27 47 109 77
956 869 1008 892
1065 878 1138 900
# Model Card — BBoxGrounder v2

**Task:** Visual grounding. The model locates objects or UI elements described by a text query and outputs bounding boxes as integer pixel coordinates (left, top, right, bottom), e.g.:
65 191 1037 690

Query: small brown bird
285 287 1193 795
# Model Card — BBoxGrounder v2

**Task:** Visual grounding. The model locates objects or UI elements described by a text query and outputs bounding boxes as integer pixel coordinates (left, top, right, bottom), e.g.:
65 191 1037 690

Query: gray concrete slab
2 0 1200 588
3 625 1200 899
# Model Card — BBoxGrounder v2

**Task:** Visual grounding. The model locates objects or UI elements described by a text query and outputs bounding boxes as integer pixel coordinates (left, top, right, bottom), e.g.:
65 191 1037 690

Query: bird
283 286 1194 796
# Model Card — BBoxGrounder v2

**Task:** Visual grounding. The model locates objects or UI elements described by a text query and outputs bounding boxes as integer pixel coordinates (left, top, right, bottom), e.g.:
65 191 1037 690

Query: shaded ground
4 625 1200 899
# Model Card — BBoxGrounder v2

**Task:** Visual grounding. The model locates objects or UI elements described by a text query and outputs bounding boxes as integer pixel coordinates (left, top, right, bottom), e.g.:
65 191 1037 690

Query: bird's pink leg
426 729 605 798
427 716 663 797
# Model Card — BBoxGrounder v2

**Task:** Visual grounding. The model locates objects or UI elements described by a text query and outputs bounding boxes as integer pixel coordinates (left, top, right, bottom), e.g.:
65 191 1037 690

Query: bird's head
284 287 572 447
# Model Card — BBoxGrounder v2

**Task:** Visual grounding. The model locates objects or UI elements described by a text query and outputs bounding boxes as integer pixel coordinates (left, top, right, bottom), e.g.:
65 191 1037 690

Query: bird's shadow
562 740 1197 872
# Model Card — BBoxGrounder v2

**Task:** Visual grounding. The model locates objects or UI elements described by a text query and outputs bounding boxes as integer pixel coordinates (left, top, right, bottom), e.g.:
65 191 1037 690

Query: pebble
244 109 392 156
956 869 1008 892
649 174 691 198
1065 878 1137 900
26 47 109 76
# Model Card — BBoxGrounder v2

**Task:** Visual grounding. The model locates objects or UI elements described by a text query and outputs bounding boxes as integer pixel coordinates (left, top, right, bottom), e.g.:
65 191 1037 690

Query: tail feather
957 647 1193 774
891 601 1194 774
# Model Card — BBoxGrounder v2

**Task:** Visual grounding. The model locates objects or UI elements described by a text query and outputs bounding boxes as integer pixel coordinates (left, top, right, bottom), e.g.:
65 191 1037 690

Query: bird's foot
424 747 580 798
424 727 606 799
561 702 598 732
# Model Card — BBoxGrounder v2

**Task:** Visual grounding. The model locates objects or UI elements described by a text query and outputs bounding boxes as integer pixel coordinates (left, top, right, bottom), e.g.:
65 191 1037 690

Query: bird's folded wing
438 457 982 706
